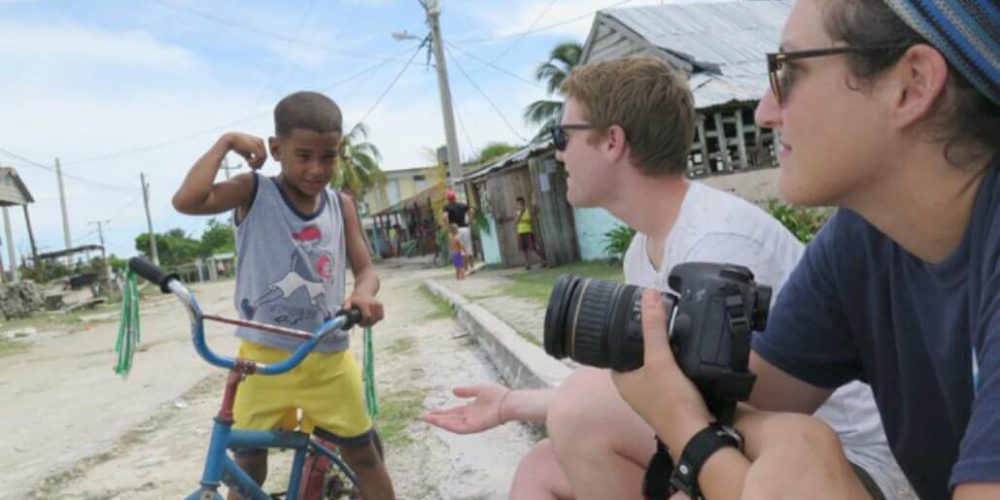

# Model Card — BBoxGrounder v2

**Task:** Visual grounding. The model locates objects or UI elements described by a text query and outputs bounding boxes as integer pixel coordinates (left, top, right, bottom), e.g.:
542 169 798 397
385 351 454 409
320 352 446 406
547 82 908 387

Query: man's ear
268 136 281 161
606 124 629 162
888 44 949 129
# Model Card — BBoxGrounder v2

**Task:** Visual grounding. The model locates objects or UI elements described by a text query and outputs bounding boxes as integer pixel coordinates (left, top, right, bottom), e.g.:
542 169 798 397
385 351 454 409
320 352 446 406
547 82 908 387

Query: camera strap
643 437 677 500
725 291 751 372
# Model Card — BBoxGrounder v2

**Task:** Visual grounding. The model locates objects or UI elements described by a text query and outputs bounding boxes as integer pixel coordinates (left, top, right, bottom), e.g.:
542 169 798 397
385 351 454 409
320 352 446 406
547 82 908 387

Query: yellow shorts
233 341 372 445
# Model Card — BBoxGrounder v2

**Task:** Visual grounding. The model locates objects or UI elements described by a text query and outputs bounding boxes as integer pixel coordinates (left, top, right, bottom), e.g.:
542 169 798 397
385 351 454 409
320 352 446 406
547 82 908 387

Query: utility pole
422 0 463 187
55 157 73 268
2 206 18 283
22 205 39 280
220 157 241 239
140 173 160 266
89 219 111 295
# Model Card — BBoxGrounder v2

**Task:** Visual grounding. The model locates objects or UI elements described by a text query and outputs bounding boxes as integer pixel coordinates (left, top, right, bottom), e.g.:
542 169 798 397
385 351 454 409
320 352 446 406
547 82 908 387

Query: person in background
448 223 466 281
515 196 545 271
442 190 474 271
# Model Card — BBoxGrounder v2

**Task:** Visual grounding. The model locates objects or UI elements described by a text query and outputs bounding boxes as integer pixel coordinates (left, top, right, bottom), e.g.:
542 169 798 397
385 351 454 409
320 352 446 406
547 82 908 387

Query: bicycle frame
128 259 361 500
188 425 353 500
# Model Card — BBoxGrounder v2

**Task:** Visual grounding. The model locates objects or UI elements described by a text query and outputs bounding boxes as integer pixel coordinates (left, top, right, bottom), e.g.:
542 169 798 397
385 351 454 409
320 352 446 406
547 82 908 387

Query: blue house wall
573 207 625 261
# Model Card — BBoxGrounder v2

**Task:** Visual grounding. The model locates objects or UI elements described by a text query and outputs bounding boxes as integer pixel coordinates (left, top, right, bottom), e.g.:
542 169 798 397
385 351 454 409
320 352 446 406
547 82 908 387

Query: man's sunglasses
550 124 592 152
767 46 906 105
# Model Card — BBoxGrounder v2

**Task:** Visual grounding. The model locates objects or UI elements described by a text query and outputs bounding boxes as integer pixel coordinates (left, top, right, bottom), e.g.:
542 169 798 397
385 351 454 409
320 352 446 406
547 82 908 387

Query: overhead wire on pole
352 38 428 128
452 0 636 44
108 194 144 224
450 90 480 161
443 45 528 143
0 147 132 192
445 41 544 90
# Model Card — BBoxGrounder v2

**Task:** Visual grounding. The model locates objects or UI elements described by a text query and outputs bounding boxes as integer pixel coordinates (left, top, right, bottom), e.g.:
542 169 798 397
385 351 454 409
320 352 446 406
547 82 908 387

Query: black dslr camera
543 262 771 421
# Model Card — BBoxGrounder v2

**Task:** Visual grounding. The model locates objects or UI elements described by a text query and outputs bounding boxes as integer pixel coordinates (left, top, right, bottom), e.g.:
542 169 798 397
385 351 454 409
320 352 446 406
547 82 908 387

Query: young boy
172 91 395 500
448 223 466 280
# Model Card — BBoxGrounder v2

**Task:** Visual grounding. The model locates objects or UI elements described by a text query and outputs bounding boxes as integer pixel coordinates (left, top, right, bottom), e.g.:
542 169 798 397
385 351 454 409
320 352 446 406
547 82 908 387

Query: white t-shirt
623 182 914 498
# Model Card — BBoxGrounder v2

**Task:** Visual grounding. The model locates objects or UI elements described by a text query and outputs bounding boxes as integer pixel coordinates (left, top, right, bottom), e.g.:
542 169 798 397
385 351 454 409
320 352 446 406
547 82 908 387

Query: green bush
765 199 830 243
602 224 637 262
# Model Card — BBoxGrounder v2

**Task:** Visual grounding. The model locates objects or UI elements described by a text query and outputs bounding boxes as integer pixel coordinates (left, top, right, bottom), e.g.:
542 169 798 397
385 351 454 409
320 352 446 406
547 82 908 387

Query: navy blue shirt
753 160 1000 500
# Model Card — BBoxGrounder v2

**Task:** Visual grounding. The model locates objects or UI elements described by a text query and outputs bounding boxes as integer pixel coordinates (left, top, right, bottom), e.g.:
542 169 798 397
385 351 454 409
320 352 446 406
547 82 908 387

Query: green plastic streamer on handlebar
114 270 141 378
363 326 379 417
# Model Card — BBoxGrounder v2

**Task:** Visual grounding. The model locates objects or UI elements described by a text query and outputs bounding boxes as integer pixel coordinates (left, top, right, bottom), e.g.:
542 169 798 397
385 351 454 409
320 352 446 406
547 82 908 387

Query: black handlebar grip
339 307 364 329
128 257 179 293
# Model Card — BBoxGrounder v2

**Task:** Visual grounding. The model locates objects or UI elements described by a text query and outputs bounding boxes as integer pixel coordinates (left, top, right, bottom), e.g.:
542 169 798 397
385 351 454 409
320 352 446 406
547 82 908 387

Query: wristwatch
670 422 744 499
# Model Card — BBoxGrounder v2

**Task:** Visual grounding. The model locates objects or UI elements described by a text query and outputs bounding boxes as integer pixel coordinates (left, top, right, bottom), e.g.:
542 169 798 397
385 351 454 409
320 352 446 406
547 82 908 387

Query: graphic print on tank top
240 223 336 325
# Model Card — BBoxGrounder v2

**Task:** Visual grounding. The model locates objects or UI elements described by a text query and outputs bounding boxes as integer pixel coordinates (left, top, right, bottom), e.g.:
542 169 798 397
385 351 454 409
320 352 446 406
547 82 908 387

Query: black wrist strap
670 423 742 500
642 437 676 500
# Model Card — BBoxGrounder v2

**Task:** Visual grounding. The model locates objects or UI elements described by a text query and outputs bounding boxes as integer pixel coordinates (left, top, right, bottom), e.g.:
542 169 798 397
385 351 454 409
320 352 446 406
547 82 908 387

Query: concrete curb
424 279 571 391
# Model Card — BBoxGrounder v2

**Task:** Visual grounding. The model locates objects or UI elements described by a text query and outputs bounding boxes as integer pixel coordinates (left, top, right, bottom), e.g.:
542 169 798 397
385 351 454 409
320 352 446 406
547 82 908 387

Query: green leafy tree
336 123 386 198
108 255 128 273
524 42 583 134
200 218 235 256
478 142 520 164
135 229 203 267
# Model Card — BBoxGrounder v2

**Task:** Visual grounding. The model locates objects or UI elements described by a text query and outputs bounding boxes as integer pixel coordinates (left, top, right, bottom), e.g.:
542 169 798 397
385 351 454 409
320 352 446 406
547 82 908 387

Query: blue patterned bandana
884 0 1000 106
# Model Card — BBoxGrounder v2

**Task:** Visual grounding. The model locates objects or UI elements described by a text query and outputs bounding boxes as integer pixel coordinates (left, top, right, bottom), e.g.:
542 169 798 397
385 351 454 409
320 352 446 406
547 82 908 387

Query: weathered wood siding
484 166 535 267
529 156 578 266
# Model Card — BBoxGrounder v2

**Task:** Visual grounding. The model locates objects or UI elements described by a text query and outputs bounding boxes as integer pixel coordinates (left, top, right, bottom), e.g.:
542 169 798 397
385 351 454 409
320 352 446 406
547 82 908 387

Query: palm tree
336 123 386 198
523 41 583 134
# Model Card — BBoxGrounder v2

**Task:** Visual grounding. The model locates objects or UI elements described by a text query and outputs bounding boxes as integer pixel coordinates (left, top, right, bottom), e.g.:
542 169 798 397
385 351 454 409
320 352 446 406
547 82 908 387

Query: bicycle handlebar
127 258 363 375
128 257 180 293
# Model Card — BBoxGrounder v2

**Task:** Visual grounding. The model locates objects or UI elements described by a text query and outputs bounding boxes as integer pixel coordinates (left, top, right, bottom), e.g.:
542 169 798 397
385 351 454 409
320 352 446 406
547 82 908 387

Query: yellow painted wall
363 165 445 214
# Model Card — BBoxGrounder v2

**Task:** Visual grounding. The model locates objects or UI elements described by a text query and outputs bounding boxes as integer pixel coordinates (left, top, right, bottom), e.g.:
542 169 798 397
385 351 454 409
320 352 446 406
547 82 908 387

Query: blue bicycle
128 258 380 500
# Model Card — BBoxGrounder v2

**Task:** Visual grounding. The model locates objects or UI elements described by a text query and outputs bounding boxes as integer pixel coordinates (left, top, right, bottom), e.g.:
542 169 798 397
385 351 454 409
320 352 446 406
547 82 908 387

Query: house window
387 179 401 206
413 175 427 194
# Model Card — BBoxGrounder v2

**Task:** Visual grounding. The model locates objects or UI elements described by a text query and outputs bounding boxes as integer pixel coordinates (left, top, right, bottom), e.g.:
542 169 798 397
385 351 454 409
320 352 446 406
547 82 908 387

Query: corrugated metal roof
600 0 791 108
458 137 554 183
0 166 35 206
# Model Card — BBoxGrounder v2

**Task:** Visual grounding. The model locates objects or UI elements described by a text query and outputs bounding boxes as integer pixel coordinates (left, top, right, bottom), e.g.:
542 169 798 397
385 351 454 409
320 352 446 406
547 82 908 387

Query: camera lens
544 274 643 370
543 275 580 359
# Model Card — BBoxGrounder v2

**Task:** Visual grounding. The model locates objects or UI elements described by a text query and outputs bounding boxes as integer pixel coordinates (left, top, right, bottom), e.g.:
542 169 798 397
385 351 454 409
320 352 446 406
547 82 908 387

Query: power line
275 0 364 96
452 0 636 44
109 194 144 223
451 90 480 160
62 115 268 166
489 0 561 63
148 0 416 64
250 0 322 110
445 41 544 90
353 39 428 128
61 47 417 167
0 147 55 172
444 45 528 143
0 147 132 192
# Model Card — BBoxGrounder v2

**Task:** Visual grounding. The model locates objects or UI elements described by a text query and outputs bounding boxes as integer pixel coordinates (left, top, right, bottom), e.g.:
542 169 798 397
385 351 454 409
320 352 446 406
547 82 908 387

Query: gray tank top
233 174 348 352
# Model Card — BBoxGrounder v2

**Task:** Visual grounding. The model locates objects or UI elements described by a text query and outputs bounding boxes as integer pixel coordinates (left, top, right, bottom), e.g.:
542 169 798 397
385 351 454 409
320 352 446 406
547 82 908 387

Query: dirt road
2 259 534 499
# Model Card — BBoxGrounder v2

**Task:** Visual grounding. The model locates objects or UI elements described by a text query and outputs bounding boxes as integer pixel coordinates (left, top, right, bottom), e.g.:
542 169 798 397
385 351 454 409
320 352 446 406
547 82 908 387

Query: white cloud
0 21 196 69
0 1 558 260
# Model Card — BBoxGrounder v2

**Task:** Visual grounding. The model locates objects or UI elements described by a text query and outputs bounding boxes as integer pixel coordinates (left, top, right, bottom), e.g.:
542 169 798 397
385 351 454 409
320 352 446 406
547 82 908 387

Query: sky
0 0 681 262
